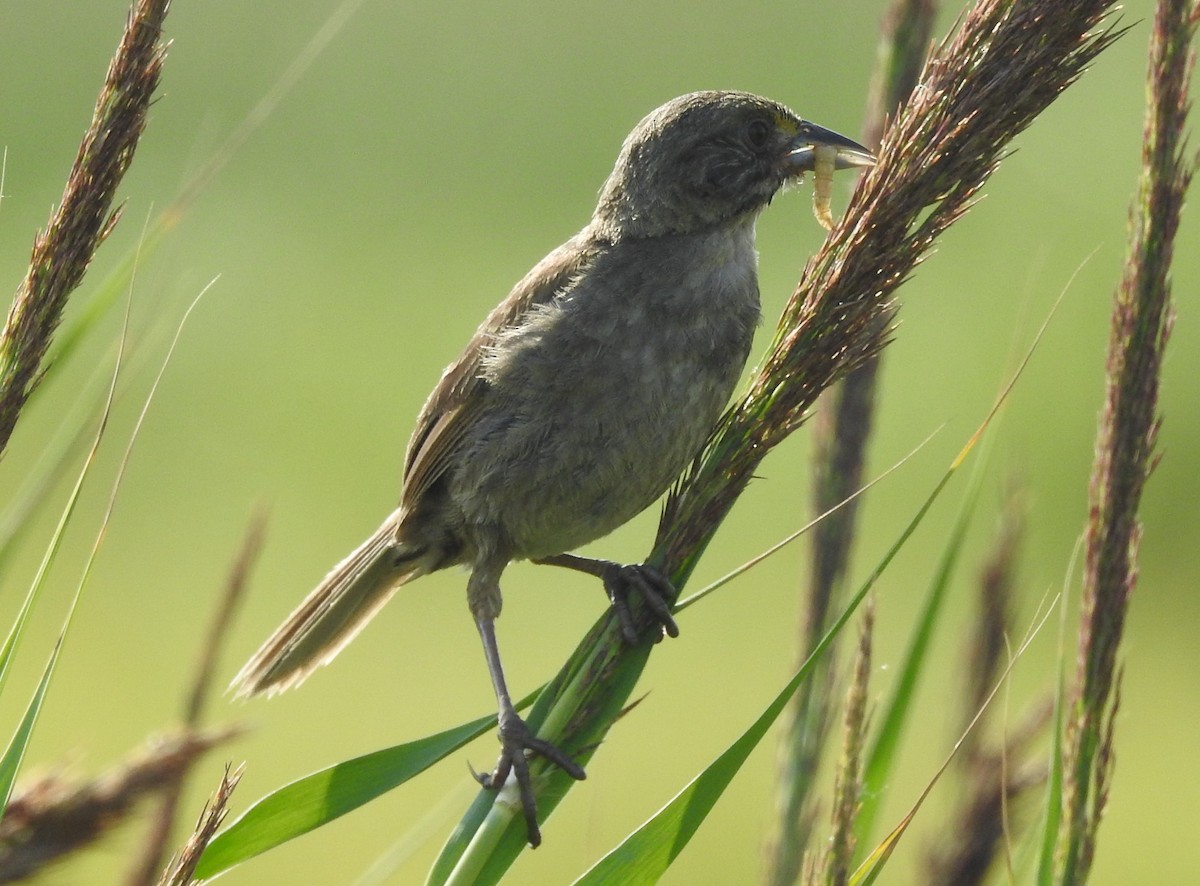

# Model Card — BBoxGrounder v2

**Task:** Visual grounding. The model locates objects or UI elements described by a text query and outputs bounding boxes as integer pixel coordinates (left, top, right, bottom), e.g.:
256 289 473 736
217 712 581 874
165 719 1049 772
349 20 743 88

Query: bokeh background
1 1 1197 883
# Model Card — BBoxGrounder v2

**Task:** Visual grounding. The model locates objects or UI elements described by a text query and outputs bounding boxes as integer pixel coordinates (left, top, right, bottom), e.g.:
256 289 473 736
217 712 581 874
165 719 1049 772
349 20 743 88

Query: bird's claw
476 709 585 848
601 562 680 644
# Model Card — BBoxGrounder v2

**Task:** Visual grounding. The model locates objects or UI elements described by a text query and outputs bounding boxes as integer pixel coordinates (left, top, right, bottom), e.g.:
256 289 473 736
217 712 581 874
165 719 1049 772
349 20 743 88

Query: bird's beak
784 122 877 172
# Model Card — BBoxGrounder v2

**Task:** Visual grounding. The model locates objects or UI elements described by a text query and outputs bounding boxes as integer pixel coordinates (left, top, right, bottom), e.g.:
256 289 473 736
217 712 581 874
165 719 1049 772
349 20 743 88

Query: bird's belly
453 331 746 559
448 227 760 561
524 364 730 556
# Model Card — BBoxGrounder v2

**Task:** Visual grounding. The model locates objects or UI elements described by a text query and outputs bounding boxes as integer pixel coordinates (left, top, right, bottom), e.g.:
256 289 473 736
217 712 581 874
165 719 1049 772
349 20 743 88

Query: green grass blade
1037 572 1074 884
195 711 498 879
0 467 86 700
848 819 906 886
572 439 965 885
572 668 808 886
1037 673 1066 885
854 286 1064 853
850 594 1060 885
0 641 61 805
851 447 987 849
0 272 137 805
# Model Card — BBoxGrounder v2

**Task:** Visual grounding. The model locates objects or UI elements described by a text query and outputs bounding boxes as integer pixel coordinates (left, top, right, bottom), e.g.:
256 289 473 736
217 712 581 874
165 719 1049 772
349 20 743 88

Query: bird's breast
454 222 762 558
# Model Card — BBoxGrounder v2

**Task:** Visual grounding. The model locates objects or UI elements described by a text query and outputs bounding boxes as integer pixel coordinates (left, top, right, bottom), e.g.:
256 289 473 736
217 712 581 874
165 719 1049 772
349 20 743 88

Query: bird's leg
534 553 679 644
473 614 586 848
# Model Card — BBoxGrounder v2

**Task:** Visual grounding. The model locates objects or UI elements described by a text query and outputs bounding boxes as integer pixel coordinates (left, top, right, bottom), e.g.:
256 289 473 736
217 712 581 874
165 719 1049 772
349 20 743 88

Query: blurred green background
1 1 1197 883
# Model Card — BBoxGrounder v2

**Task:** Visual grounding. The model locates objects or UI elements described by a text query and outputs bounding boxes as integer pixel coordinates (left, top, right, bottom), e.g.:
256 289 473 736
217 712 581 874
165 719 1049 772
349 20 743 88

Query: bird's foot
533 554 680 644
474 709 586 848
600 562 680 645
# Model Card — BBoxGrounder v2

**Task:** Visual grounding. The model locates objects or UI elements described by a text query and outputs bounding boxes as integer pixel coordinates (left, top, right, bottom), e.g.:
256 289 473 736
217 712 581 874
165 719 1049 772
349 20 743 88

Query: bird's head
593 90 874 240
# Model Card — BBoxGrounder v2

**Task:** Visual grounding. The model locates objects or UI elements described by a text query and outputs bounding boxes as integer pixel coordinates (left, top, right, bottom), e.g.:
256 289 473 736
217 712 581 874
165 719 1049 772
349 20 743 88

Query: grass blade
855 265 1072 851
572 665 814 886
195 711 497 879
0 642 60 806
1037 545 1080 884
572 428 972 885
851 450 985 848
0 277 133 807
0 269 211 812
849 596 1060 885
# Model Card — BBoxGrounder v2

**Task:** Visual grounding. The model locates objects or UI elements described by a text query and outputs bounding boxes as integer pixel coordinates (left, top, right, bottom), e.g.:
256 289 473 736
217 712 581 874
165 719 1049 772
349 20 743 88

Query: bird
231 90 875 847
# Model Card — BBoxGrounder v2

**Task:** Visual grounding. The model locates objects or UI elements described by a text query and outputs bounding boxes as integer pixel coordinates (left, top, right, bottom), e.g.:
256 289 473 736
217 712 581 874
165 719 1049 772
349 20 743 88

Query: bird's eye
745 118 772 148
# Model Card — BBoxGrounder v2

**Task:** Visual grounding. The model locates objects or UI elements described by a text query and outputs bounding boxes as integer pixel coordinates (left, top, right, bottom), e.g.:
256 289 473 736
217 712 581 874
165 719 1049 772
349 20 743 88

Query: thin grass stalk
923 491 1049 886
0 0 169 456
966 487 1025 721
0 274 220 880
435 2 1123 877
126 514 265 886
764 3 936 880
825 604 874 886
1055 0 1197 881
0 729 239 883
924 709 1049 886
157 764 242 886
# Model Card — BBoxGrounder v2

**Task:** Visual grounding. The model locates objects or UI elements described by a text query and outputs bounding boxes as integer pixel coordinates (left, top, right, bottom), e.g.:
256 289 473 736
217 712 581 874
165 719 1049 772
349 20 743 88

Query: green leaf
427 644 652 886
196 711 497 879
851 592 1060 885
852 446 987 848
1037 601 1069 884
572 643 824 886
572 442 958 885
0 295 131 807
848 815 908 886
0 432 97 701
0 642 61 805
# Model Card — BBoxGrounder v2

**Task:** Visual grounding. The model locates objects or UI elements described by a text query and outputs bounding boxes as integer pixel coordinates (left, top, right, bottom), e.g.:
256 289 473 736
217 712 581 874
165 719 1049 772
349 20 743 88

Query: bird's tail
230 508 432 698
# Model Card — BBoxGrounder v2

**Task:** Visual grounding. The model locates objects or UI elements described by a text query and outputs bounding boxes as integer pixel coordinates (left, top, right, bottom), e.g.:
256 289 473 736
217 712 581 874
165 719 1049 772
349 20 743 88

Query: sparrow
232 89 875 846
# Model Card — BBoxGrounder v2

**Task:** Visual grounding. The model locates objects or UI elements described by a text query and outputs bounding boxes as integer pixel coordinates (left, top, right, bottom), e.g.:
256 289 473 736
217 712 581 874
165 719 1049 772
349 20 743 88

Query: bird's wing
400 233 597 509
